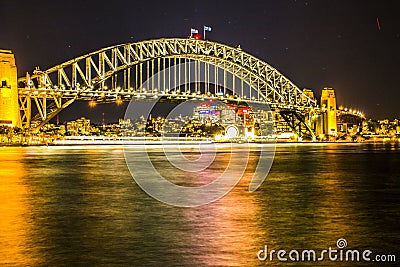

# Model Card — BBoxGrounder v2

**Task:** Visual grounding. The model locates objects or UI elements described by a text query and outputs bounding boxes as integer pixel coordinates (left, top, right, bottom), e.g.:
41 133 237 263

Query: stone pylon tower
320 87 337 136
0 49 20 128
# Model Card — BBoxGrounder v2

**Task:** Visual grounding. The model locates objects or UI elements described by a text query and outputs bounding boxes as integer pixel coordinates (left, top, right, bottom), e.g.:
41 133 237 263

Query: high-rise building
0 49 20 127
320 87 337 136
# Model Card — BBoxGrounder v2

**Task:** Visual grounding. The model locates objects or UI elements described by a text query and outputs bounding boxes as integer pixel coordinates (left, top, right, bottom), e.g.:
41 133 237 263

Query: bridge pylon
0 49 20 128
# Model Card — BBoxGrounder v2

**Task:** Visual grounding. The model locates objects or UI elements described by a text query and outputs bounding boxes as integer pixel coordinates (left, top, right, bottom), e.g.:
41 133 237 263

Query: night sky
1 0 399 122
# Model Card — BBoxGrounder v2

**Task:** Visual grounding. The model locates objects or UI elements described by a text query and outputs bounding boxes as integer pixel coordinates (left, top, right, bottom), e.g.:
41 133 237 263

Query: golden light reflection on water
311 146 362 248
182 151 269 266
258 144 364 256
0 144 397 265
0 148 38 265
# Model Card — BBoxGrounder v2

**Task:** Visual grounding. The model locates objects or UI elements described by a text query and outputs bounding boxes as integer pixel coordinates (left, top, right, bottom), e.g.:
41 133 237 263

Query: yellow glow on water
0 148 38 265
178 150 269 266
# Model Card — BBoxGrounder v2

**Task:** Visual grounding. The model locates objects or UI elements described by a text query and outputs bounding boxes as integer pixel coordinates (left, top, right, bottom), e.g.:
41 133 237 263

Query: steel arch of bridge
17 38 318 134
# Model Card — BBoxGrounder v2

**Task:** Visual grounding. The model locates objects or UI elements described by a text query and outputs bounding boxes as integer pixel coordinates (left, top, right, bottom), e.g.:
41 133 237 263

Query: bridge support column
19 95 31 128
0 49 20 128
279 110 316 141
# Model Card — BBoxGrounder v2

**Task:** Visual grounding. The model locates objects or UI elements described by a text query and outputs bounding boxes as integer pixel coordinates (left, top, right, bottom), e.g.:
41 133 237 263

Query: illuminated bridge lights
338 106 365 118
88 100 96 108
16 38 317 137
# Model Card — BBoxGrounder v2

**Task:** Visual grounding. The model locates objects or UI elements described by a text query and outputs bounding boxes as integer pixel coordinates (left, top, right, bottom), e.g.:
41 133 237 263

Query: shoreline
1 140 399 148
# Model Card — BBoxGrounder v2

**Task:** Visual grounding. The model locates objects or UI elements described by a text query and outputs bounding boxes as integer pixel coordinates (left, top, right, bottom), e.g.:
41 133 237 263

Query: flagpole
203 26 206 40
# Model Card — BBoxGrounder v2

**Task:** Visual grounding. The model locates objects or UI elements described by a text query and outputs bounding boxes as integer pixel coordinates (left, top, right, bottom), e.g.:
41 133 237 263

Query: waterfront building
66 117 94 136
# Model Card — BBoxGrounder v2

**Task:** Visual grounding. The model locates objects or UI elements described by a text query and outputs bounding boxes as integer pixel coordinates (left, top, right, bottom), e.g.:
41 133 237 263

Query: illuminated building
193 102 222 123
66 117 93 136
0 50 20 127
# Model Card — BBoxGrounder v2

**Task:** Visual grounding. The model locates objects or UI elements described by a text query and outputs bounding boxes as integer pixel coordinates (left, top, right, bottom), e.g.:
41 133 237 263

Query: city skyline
1 0 399 119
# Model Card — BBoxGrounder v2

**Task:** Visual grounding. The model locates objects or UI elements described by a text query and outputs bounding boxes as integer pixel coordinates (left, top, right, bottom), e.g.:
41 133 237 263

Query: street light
89 100 96 108
116 98 123 106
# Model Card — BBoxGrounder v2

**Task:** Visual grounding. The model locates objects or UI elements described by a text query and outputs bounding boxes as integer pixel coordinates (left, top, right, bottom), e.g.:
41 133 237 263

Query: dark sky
1 0 399 122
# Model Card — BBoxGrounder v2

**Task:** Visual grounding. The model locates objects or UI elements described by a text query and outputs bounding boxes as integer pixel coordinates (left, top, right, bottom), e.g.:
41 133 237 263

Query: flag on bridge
191 28 200 39
204 26 212 39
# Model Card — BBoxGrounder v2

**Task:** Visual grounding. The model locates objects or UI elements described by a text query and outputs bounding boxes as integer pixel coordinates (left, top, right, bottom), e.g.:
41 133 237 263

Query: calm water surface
0 143 399 266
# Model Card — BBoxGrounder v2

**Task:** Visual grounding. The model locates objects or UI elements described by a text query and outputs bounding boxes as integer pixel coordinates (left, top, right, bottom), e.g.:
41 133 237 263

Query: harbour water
0 143 399 266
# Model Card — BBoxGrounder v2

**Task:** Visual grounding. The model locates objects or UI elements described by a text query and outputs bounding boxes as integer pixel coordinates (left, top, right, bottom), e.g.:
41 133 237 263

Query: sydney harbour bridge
14 38 319 138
